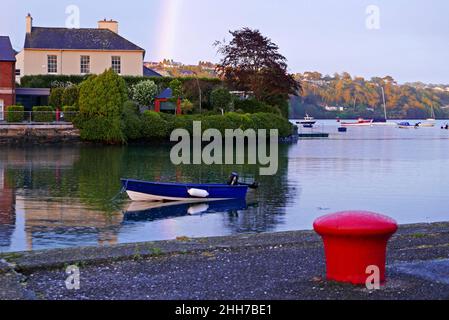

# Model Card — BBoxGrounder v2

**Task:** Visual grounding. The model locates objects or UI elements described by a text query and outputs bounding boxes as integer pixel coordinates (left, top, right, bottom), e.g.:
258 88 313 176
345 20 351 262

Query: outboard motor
227 172 239 186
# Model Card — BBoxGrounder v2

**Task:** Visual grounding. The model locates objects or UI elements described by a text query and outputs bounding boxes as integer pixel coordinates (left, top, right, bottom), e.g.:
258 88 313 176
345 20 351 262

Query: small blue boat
121 173 255 202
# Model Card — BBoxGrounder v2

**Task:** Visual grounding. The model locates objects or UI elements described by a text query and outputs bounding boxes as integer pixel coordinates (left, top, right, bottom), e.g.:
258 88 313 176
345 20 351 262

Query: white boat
372 88 397 126
419 121 435 128
296 114 317 128
420 106 436 127
372 121 397 127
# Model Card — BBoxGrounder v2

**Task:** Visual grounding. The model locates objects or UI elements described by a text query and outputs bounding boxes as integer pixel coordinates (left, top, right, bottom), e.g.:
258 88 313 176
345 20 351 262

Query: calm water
1 120 449 252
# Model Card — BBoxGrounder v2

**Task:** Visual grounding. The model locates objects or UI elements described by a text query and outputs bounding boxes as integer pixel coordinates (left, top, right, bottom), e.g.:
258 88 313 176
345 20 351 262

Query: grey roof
143 66 162 77
24 27 145 52
0 36 16 62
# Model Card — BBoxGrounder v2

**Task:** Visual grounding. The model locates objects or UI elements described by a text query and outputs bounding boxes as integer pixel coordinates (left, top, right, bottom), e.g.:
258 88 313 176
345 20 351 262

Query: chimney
26 13 33 34
98 19 119 34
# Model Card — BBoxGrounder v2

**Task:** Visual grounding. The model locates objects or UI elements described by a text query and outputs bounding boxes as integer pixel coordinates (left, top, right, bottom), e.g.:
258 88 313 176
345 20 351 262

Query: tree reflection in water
0 143 297 252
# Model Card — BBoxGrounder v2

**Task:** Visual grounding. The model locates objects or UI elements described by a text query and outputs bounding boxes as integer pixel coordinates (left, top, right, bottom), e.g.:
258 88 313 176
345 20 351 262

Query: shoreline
1 221 449 300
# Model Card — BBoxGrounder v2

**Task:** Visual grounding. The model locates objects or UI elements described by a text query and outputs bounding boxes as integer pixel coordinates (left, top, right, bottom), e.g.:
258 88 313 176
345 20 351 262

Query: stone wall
0 124 80 144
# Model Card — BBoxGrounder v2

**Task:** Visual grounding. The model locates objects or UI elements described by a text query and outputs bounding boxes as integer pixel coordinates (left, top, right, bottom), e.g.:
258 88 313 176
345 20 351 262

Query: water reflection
0 143 295 252
2 122 448 253
123 200 249 222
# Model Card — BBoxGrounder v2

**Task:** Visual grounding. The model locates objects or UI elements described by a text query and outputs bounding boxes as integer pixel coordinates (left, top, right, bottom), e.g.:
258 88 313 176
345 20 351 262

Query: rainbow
153 0 184 61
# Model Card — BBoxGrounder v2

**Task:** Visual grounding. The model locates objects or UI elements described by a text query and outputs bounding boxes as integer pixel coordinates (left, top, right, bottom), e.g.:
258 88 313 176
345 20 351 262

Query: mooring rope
110 180 128 203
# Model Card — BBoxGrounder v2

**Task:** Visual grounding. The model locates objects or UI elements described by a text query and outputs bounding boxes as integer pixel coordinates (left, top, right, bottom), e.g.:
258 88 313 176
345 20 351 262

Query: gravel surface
1 222 449 300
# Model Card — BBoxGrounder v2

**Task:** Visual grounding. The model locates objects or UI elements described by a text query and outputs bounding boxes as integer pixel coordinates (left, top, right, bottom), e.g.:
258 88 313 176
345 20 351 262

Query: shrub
49 88 64 108
249 113 293 137
32 106 55 123
62 86 79 106
180 99 194 114
169 79 183 98
76 69 128 143
131 80 158 106
141 111 169 139
234 99 281 115
6 105 25 123
62 106 78 123
122 101 143 140
211 88 233 112
75 114 125 144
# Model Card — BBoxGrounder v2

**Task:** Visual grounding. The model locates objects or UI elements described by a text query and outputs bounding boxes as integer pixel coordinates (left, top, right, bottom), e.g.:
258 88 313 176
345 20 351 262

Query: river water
1 120 448 252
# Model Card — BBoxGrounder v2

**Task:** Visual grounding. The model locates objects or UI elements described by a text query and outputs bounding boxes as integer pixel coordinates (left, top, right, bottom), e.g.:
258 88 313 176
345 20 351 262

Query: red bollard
313 211 398 285
56 108 60 122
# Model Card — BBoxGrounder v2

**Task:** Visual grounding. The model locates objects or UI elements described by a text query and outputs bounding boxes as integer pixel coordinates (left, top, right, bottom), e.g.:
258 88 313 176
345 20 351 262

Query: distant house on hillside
15 14 146 82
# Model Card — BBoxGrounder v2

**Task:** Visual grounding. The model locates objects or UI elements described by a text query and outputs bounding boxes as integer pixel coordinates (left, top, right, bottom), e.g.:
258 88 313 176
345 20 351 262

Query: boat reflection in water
123 199 249 223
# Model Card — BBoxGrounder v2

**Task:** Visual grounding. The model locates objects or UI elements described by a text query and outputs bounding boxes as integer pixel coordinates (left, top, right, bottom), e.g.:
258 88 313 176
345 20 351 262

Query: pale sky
1 0 448 84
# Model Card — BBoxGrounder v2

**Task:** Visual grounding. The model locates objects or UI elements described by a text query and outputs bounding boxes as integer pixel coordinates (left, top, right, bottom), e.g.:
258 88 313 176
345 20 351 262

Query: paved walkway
1 222 449 300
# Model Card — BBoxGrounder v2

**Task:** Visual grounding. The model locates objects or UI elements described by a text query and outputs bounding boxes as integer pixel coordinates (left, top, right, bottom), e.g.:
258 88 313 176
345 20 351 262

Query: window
47 55 57 73
80 56 90 74
111 56 121 74
15 69 21 76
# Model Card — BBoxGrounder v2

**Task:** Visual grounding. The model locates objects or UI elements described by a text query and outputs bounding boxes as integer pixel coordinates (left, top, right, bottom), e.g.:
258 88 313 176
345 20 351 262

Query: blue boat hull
121 179 249 202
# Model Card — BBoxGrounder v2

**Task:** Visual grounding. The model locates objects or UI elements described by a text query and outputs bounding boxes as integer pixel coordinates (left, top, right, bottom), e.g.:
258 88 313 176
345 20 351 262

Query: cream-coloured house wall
18 49 143 79
15 50 25 83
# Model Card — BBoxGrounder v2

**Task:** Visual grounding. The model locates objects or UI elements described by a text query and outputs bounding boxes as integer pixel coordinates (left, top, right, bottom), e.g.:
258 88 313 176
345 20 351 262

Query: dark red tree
215 28 301 104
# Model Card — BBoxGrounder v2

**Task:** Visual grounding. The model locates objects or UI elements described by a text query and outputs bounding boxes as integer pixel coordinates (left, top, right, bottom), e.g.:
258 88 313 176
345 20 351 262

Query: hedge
32 106 54 123
62 106 78 123
20 74 222 90
234 99 281 115
6 105 25 123
134 112 293 141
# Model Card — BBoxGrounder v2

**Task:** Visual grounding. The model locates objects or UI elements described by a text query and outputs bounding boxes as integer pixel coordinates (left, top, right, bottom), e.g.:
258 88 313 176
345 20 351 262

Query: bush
62 106 78 122
75 114 125 144
6 105 25 123
249 113 293 137
131 80 158 106
76 69 128 143
211 88 233 112
32 106 55 123
169 79 183 98
122 101 143 140
62 86 79 106
234 99 281 115
141 111 169 139
49 88 64 108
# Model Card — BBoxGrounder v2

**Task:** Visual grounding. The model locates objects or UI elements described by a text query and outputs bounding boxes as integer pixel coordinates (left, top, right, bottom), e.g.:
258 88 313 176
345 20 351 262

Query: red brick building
0 36 16 120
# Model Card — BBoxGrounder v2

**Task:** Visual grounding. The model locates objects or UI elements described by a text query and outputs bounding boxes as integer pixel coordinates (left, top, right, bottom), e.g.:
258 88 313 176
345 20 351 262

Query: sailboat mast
381 86 387 121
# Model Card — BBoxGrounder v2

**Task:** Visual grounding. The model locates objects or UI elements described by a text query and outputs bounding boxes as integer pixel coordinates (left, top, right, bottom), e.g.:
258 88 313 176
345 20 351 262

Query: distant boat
372 87 397 126
341 118 373 127
121 173 256 202
420 106 436 127
419 121 436 128
296 114 317 128
398 122 419 129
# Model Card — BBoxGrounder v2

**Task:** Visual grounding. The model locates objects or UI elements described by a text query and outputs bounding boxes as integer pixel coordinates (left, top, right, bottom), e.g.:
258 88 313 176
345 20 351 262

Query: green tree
210 87 233 112
76 69 128 143
61 85 79 106
167 79 181 96
49 87 64 108
132 80 158 106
